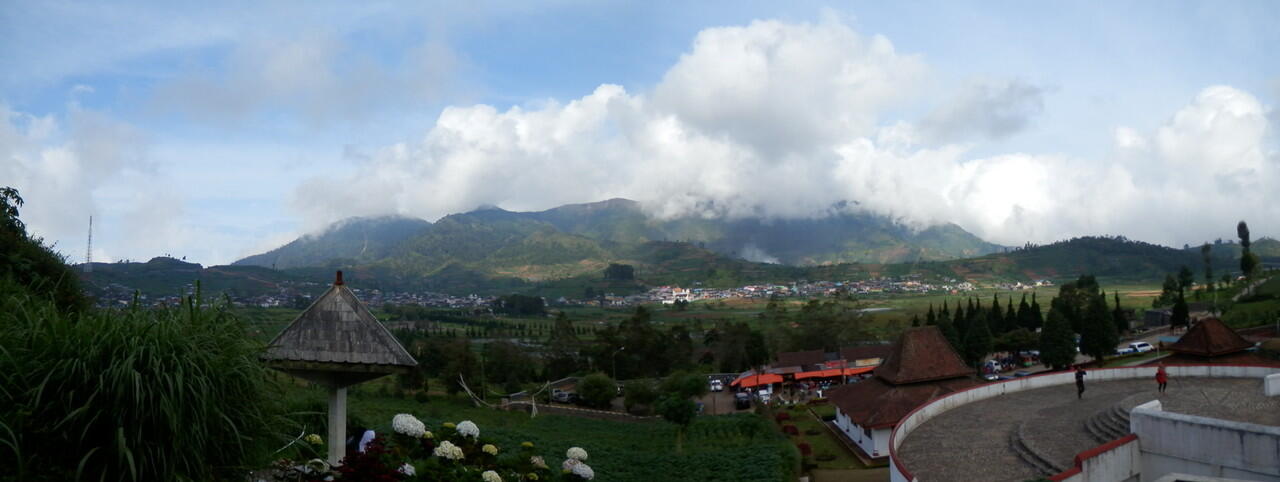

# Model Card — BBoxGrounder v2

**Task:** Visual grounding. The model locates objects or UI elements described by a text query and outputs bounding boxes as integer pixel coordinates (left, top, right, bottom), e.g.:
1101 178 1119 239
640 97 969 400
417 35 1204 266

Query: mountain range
74 199 1275 297
233 198 1002 277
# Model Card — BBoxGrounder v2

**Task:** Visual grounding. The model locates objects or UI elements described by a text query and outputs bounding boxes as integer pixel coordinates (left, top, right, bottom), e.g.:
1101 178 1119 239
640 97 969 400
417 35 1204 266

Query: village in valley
5 3 1280 482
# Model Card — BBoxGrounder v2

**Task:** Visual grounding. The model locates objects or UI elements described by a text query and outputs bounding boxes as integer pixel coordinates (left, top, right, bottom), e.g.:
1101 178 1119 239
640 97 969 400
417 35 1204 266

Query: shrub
782 424 799 436
774 412 791 423
624 379 658 413
805 429 821 436
0 290 286 481
797 442 812 457
578 373 617 409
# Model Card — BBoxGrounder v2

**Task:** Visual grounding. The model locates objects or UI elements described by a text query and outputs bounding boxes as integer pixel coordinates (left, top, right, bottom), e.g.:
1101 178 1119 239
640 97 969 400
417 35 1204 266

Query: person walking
1155 363 1168 394
1075 365 1087 399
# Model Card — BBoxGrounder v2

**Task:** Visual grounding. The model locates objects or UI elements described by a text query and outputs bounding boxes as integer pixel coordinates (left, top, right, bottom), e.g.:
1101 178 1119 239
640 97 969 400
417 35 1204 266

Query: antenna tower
85 216 93 273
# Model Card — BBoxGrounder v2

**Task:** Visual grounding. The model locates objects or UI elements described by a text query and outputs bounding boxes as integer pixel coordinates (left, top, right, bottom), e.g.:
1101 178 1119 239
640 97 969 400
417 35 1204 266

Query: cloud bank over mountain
293 17 1277 248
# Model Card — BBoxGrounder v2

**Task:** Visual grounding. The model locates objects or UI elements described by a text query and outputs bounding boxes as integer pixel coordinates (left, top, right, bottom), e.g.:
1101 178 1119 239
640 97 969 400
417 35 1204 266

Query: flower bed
277 415 597 481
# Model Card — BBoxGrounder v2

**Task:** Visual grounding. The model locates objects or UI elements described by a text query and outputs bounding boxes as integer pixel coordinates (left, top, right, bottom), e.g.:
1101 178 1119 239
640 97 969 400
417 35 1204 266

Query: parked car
1129 342 1155 353
551 389 578 404
734 392 751 410
709 379 724 392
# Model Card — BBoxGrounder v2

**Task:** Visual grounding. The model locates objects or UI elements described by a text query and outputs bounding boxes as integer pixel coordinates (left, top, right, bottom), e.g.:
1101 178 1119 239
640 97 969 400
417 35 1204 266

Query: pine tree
988 295 1005 336
940 300 951 320
1039 308 1076 369
1171 291 1190 331
953 302 968 342
926 303 937 326
1079 293 1119 362
963 315 993 368
1005 296 1017 333
1111 292 1128 335
1029 293 1044 330
911 314 921 327
937 316 962 356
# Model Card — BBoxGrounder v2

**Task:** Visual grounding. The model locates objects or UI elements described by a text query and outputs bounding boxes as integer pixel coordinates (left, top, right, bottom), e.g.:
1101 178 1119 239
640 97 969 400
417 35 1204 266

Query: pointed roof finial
335 270 344 285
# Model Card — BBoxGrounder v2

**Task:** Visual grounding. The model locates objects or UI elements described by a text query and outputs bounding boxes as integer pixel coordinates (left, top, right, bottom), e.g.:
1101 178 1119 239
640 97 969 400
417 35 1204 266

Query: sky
2 1 1278 266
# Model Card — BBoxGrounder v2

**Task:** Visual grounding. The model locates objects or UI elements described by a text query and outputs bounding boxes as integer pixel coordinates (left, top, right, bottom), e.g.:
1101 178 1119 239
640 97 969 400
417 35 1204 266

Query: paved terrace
896 377 1280 482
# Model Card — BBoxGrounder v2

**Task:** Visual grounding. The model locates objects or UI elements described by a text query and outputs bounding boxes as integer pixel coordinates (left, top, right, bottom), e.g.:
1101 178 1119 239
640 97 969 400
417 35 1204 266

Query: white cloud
291 17 1278 250
919 79 1046 143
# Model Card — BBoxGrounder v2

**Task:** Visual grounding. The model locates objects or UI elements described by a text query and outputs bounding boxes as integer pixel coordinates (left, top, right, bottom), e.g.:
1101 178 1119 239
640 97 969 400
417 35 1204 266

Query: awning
794 366 876 380
732 373 783 388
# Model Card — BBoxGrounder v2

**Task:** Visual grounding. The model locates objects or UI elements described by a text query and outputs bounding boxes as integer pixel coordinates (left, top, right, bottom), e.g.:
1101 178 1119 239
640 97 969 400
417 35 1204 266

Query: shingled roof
776 349 827 368
830 326 978 429
829 375 978 429
1167 317 1254 357
874 326 973 384
264 271 416 386
840 344 893 363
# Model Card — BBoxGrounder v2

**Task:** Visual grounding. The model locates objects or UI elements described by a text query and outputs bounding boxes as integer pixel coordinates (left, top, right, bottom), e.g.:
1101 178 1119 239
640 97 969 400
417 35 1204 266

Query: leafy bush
623 379 658 414
577 373 617 409
0 289 287 480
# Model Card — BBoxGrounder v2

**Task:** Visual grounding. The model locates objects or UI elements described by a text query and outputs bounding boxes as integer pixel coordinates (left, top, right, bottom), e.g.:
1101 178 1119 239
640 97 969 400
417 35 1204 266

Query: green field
283 379 799 482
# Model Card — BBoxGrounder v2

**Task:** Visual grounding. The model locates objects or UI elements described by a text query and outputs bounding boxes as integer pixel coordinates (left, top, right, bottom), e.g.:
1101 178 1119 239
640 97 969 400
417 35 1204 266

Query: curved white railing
888 364 1280 482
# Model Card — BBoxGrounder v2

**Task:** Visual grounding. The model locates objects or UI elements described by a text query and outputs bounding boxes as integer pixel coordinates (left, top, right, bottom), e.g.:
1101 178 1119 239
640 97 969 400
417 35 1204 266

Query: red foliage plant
783 425 799 436
797 442 812 457
335 437 406 482
775 412 791 423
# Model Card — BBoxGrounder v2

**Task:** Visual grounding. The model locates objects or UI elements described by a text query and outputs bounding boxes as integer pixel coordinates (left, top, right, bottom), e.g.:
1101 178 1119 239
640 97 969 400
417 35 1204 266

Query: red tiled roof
776 349 826 368
840 344 892 362
828 376 978 429
1167 318 1254 357
874 326 973 385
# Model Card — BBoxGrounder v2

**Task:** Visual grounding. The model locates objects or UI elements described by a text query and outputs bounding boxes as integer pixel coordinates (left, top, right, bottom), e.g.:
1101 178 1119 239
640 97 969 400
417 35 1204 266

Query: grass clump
0 285 288 481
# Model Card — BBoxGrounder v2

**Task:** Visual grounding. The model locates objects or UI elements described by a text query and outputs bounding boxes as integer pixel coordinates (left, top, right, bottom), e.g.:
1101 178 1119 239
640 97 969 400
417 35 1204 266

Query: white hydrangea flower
392 414 426 438
482 444 498 455
433 440 465 460
398 463 416 476
566 447 588 461
562 458 579 471
481 470 503 482
456 420 480 438
530 456 548 469
571 462 594 480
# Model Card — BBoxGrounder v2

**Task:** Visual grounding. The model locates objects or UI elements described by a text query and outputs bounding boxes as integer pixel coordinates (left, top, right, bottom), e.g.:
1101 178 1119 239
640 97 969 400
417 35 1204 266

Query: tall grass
0 281 289 481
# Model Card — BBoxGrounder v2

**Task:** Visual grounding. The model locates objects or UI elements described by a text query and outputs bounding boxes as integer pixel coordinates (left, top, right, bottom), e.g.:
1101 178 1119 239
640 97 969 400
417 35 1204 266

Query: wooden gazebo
263 271 417 464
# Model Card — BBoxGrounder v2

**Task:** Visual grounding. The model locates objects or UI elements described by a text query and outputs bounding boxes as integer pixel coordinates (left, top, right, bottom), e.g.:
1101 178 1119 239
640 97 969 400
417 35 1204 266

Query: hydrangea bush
277 415 597 481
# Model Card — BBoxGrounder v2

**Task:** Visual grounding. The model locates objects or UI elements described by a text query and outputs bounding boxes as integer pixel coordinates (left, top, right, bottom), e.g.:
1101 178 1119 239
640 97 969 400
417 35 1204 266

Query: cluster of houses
643 277 979 306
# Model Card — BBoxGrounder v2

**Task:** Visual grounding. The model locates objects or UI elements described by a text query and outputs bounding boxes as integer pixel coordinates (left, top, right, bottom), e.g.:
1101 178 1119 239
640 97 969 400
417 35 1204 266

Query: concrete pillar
1266 373 1280 397
328 387 347 465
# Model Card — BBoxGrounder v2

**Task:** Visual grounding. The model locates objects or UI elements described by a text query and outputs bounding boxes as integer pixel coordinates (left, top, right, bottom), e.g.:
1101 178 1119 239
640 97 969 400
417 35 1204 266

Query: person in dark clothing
1075 366 1087 399
1155 363 1168 393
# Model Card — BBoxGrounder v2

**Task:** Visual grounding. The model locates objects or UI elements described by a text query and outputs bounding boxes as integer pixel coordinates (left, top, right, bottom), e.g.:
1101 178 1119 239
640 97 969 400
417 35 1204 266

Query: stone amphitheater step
1084 414 1112 444
1012 420 1067 476
1010 429 1060 477
1103 406 1130 436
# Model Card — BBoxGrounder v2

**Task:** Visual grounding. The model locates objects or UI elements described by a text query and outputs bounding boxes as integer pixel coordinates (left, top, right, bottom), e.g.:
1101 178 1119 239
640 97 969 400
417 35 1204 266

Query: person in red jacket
1155 363 1168 393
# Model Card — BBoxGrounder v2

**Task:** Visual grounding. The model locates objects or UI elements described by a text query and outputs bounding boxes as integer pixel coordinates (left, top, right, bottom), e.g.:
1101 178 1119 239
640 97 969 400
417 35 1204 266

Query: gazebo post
327 386 347 465
261 271 417 469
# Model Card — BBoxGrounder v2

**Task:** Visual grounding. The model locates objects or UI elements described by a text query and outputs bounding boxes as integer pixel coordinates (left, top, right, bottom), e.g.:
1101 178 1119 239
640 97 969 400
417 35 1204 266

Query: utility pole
84 216 93 273
612 346 626 382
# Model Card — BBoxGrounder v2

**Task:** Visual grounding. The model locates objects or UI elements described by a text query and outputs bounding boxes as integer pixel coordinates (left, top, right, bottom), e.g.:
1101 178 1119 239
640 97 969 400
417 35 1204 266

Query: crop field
285 382 799 482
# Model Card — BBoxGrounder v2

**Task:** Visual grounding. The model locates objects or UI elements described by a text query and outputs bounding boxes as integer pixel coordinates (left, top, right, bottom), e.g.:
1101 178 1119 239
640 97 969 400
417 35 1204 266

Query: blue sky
2 1 1277 265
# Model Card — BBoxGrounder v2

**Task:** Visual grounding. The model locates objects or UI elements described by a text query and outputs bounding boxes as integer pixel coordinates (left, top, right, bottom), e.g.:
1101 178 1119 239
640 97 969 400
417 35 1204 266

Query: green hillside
942 236 1201 282
234 215 430 269
231 199 1004 285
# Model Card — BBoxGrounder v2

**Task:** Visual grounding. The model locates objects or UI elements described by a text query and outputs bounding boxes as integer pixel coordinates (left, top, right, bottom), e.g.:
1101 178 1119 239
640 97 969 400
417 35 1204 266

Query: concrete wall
1053 435 1142 482
834 408 890 457
1131 400 1280 482
1267 373 1280 397
888 365 1280 482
